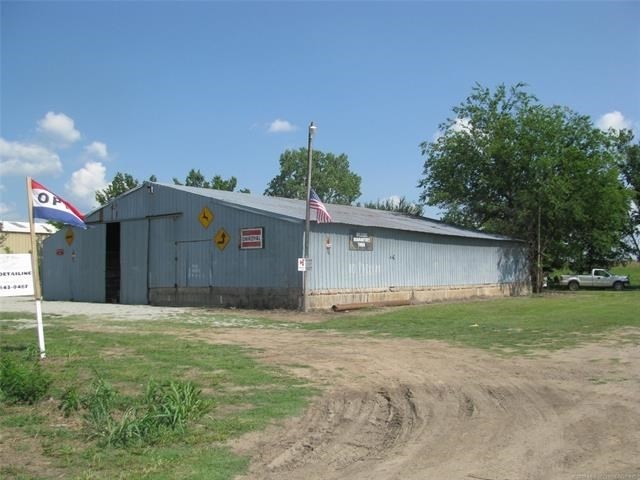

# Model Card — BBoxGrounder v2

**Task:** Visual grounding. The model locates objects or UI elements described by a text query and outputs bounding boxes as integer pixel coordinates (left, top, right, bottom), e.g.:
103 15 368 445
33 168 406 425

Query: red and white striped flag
31 179 86 228
309 188 332 223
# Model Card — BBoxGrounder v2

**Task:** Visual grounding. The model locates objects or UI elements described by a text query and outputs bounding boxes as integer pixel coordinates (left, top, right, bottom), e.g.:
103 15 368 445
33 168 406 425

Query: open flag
309 188 332 223
31 179 86 229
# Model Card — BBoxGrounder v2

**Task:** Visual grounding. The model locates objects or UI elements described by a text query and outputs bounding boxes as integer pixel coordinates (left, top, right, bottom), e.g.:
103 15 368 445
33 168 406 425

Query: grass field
1 262 638 479
0 323 314 479
304 290 640 354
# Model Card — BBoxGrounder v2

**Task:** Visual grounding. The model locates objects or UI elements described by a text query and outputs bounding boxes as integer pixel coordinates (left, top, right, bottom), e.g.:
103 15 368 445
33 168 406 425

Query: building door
105 222 120 303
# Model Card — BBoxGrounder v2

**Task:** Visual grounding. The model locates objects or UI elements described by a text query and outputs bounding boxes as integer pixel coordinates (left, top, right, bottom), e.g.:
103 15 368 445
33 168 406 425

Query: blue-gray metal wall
45 185 304 304
42 224 106 302
307 224 527 290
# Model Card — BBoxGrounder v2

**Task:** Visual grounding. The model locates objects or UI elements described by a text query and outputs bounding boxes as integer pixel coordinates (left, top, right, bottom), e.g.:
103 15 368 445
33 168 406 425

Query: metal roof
161 183 517 242
0 221 58 234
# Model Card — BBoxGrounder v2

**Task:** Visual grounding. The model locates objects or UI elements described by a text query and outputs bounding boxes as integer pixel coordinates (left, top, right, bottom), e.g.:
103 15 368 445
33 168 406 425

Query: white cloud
84 141 108 159
38 112 81 145
0 201 15 216
0 138 63 176
383 195 402 207
450 117 472 133
432 117 472 141
268 119 297 133
597 111 631 131
65 161 108 207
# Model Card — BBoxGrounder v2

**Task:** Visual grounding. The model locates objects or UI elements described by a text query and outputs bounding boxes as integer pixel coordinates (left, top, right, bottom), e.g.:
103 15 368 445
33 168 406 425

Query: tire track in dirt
213 329 640 480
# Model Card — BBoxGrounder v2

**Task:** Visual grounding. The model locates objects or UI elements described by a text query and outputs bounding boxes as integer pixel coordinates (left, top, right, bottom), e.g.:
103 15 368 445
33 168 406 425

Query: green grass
303 290 640 354
0 322 315 480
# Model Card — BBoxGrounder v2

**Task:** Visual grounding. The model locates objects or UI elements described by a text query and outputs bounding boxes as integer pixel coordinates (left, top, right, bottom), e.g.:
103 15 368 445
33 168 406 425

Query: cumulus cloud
0 138 63 176
597 111 632 131
268 119 297 133
450 117 472 133
84 141 109 159
432 117 472 141
38 112 81 145
65 161 108 207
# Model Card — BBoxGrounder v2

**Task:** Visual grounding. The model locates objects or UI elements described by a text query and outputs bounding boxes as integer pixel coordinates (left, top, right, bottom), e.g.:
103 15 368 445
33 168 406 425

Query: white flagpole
26 176 46 359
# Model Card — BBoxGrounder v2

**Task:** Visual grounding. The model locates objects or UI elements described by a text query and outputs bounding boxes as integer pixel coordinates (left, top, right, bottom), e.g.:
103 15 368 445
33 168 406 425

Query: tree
617 134 640 259
0 232 11 253
418 83 630 291
173 169 247 192
264 148 361 205
96 172 139 206
363 197 424 216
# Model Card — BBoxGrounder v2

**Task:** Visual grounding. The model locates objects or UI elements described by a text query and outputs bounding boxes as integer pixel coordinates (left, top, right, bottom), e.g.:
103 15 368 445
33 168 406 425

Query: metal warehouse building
42 182 529 310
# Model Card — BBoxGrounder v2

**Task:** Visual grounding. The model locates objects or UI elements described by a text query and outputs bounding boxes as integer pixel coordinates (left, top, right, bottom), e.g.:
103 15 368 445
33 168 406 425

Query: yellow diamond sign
65 227 75 246
214 228 230 251
198 207 214 229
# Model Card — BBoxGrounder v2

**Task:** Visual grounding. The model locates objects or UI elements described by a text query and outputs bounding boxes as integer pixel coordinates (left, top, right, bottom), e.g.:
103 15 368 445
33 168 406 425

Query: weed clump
62 376 209 447
0 351 51 404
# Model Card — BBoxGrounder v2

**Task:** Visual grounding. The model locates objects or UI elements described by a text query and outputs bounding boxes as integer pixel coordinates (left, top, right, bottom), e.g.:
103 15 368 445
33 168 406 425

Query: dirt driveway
3 298 640 480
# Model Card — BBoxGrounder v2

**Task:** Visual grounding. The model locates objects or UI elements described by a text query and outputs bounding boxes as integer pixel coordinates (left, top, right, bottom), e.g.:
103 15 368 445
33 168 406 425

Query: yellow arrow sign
198 207 214 229
214 228 230 251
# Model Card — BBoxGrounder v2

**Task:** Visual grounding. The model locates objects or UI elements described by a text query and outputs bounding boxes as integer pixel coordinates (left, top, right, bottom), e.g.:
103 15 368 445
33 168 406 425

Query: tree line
94 83 640 288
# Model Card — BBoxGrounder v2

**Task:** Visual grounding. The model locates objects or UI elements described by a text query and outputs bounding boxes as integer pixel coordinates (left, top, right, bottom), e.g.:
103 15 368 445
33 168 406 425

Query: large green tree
96 172 140 206
617 134 640 259
264 148 361 205
418 83 630 291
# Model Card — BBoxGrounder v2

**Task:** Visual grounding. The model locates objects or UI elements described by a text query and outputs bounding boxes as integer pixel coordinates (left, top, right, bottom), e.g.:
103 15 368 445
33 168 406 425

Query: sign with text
349 231 373 251
297 257 312 271
240 227 264 249
0 254 34 297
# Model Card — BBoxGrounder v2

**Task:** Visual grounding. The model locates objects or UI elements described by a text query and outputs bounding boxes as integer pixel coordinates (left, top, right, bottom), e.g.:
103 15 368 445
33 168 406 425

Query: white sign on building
0 254 35 297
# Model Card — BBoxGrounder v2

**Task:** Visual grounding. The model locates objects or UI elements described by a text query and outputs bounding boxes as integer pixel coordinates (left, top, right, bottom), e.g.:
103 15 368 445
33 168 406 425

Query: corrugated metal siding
42 225 105 302
123 187 304 290
120 220 148 304
65 183 529 307
308 224 526 290
148 216 178 288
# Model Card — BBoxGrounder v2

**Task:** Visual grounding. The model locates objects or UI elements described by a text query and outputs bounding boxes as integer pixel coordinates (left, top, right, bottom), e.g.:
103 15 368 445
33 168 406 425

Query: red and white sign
297 257 312 272
240 227 264 249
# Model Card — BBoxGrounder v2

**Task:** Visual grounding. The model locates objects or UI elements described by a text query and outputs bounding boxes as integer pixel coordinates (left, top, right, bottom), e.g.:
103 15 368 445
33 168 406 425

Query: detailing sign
0 254 34 297
240 227 264 249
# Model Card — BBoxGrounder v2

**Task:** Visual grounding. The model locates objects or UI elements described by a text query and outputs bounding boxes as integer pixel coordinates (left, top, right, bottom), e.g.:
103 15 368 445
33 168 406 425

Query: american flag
309 188 332 223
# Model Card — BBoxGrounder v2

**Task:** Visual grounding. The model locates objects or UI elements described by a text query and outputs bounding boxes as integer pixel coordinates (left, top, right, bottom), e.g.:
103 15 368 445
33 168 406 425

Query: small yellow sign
65 227 74 246
214 228 230 251
198 207 214 229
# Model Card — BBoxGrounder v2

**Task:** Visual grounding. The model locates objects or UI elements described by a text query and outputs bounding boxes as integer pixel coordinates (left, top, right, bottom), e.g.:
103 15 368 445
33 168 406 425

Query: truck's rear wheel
613 281 624 291
568 281 579 291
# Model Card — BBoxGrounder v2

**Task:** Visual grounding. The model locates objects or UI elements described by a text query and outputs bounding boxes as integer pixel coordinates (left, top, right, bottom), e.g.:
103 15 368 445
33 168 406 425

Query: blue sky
1 1 639 221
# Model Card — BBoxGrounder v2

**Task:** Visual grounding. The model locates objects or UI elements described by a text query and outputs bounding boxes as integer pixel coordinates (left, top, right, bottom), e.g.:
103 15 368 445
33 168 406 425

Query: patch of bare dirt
200 328 640 480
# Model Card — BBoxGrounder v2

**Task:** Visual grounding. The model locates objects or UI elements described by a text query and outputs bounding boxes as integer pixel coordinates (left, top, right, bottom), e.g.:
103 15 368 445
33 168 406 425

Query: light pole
303 121 317 312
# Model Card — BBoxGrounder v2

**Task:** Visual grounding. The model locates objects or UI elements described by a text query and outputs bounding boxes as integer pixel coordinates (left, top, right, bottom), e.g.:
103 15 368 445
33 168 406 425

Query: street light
303 121 317 312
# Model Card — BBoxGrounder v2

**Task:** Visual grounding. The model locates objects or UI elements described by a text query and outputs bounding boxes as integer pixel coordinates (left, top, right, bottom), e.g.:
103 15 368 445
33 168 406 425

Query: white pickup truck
559 269 630 291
